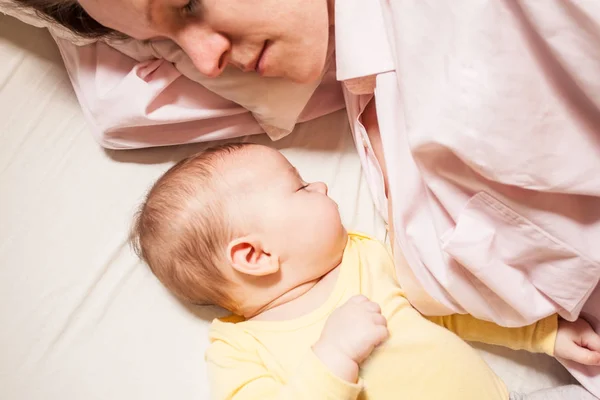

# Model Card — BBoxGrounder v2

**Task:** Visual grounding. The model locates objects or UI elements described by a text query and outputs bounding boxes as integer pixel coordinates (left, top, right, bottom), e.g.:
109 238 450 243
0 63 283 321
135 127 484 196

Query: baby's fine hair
131 142 252 310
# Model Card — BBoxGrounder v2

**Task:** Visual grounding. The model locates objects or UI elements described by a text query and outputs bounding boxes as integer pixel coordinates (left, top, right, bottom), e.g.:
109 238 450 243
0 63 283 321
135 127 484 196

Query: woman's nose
310 181 328 195
177 28 231 78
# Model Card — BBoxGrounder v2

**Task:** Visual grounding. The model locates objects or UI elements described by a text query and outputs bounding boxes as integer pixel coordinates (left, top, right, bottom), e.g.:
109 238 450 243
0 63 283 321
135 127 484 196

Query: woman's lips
256 41 270 76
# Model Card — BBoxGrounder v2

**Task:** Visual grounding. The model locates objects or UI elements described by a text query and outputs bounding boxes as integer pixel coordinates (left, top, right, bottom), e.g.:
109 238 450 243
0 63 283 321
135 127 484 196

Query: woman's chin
291 71 322 84
289 56 328 84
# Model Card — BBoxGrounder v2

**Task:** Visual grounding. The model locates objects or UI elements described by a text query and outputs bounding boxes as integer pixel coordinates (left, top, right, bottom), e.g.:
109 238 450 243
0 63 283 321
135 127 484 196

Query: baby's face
223 146 347 279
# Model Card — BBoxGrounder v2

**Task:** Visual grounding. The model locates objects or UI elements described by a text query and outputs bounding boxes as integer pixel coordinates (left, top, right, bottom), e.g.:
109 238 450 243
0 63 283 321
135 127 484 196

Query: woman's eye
182 0 199 15
298 184 309 191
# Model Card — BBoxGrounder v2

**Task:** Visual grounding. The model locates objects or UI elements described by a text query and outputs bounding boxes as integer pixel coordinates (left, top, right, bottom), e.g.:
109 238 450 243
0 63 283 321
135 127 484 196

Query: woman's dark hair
13 0 120 39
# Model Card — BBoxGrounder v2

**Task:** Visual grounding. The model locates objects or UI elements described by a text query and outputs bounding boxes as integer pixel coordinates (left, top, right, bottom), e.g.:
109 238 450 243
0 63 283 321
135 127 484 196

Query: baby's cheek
322 202 345 238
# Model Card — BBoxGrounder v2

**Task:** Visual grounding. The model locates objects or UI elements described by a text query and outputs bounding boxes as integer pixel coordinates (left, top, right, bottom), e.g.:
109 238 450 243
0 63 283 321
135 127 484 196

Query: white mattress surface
0 15 575 399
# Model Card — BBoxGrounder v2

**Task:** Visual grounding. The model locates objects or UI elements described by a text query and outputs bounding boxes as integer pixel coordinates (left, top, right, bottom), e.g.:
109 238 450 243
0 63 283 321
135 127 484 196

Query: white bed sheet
0 15 575 399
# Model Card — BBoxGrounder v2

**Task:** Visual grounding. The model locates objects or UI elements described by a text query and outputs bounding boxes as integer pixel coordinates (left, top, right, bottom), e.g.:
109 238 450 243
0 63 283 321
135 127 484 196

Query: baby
131 143 600 400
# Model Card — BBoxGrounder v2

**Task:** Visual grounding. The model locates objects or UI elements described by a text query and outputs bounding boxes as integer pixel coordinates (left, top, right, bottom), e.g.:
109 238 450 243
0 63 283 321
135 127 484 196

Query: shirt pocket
441 192 600 321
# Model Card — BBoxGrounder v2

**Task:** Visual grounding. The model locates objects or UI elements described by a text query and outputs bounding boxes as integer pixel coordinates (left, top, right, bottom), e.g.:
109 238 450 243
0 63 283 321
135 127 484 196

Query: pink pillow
1 0 339 139
53 35 344 148
107 30 337 139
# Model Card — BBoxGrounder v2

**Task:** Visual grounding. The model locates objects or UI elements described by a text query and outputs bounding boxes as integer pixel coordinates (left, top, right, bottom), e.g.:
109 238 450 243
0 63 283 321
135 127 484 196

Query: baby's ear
227 236 279 277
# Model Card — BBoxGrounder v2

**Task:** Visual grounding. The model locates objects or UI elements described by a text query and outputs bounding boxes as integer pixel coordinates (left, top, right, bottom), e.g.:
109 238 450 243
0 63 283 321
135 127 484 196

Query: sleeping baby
131 143 600 400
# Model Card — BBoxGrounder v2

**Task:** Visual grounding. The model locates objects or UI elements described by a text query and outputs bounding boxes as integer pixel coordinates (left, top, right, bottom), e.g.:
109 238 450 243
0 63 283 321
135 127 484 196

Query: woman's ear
227 236 280 277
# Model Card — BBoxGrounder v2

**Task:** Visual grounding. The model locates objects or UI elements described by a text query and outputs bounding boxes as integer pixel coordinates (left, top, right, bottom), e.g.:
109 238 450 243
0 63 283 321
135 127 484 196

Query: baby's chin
334 227 350 257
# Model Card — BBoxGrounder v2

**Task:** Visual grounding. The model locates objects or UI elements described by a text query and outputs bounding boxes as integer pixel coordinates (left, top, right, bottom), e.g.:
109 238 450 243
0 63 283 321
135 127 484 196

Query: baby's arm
426 313 557 354
426 313 600 365
207 296 388 400
207 341 361 400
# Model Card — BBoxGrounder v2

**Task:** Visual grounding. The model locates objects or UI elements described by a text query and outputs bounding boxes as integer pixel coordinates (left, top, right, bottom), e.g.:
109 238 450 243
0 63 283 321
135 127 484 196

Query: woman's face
78 0 332 83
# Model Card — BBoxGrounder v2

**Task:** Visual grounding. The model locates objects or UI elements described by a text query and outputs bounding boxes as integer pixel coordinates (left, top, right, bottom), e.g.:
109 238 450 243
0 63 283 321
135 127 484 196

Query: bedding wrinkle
42 239 134 360
0 52 25 93
0 115 39 179
91 241 141 326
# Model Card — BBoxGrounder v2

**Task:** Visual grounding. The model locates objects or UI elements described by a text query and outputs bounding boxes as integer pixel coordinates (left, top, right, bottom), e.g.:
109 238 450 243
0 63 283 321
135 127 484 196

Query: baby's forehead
220 146 297 188
229 145 291 171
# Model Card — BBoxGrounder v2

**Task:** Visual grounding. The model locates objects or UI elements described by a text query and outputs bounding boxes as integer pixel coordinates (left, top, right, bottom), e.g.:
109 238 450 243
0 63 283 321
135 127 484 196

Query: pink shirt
53 37 345 149
338 0 600 322
337 1 600 394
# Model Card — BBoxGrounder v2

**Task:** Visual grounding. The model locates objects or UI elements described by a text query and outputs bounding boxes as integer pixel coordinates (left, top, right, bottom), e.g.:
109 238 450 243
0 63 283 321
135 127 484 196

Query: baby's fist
555 318 600 366
315 295 389 365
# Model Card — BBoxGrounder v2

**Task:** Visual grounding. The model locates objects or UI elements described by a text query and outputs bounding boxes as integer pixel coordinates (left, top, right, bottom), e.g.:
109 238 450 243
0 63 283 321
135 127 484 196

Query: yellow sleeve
206 339 363 400
426 313 558 355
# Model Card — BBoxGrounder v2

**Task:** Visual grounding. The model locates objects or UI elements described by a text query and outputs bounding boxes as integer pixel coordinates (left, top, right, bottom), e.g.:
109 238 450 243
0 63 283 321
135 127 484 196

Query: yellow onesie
206 232 557 400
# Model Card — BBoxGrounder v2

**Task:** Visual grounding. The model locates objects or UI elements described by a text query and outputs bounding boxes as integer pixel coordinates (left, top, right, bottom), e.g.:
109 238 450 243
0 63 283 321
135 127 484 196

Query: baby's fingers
371 312 387 327
373 325 389 346
581 327 600 353
564 341 600 365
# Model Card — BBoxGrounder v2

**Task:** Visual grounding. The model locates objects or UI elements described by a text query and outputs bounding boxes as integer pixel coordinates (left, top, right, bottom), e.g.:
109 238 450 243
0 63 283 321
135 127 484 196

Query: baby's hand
555 318 600 365
312 295 389 382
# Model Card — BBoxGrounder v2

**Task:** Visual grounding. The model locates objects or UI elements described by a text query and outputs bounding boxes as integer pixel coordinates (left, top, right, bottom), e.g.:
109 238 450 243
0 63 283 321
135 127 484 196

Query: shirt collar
334 0 395 81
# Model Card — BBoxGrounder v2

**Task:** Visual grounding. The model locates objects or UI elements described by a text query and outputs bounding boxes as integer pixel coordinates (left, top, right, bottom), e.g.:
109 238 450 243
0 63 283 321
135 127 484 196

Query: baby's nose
311 181 328 195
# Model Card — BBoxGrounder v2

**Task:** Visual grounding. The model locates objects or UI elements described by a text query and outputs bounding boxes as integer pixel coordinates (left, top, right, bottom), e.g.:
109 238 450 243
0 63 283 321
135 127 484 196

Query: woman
18 0 600 395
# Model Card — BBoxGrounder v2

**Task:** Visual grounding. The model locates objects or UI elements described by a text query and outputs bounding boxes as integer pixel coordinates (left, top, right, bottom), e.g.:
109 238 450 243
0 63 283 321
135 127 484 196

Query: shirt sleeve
425 313 558 355
206 339 363 400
